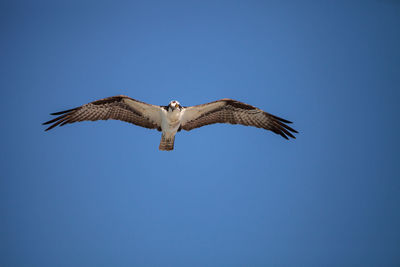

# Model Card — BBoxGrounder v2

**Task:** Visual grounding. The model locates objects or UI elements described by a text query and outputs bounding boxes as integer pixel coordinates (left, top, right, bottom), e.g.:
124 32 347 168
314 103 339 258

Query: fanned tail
159 134 175 151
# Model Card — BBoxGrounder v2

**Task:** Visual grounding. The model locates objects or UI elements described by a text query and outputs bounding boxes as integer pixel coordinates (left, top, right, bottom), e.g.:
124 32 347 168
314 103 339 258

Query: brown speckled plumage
181 99 297 139
43 95 160 131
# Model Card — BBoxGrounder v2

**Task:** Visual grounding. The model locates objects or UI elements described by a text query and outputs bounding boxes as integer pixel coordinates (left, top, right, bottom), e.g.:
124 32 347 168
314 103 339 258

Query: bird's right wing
43 95 163 131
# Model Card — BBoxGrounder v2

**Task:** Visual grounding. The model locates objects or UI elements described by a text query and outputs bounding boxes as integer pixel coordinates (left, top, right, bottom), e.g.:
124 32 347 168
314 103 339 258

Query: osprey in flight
43 96 297 151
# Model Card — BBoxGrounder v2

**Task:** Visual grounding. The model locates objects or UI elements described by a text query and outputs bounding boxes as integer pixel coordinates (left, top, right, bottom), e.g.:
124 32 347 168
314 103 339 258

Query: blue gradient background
1 1 399 266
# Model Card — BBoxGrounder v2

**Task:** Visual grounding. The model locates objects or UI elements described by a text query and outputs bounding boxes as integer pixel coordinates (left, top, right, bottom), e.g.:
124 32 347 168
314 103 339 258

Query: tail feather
159 134 175 151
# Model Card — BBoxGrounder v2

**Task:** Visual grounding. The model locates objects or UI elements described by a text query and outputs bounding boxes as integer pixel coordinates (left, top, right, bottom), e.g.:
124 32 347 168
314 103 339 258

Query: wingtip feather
50 107 77 115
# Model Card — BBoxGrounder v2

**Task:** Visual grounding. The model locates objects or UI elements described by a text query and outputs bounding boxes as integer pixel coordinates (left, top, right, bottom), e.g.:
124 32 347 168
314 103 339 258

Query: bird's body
159 101 182 150
162 102 181 134
43 95 297 150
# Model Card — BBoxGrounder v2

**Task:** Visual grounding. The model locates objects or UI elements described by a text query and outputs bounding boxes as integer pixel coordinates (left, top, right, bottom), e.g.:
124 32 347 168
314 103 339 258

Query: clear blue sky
1 1 399 266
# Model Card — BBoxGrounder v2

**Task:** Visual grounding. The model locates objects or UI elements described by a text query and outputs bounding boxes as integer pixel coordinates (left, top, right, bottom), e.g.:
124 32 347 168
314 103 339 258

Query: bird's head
168 100 181 111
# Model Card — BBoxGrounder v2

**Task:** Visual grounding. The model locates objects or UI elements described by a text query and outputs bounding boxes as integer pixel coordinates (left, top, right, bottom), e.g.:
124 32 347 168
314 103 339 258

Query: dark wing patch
43 95 160 131
181 99 298 139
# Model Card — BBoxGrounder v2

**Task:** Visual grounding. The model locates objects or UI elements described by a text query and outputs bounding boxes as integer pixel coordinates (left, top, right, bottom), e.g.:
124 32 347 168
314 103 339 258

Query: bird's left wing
43 95 163 131
180 98 297 139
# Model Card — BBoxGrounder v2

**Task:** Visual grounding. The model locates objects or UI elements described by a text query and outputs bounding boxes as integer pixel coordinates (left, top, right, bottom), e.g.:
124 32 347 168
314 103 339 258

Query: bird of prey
43 95 297 151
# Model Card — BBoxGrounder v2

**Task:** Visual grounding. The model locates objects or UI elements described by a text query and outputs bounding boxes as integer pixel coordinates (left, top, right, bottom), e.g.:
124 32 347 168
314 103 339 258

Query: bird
43 95 298 151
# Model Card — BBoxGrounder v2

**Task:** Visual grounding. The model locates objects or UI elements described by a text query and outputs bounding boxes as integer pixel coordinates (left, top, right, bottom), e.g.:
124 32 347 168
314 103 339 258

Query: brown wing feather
43 95 160 131
181 99 298 139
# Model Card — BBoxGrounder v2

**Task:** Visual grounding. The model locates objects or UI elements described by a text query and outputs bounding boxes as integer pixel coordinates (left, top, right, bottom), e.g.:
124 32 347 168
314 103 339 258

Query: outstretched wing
43 95 163 131
180 98 298 139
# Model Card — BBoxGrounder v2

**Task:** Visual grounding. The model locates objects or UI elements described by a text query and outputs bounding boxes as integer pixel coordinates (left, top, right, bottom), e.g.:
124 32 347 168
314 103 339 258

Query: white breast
161 109 182 134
